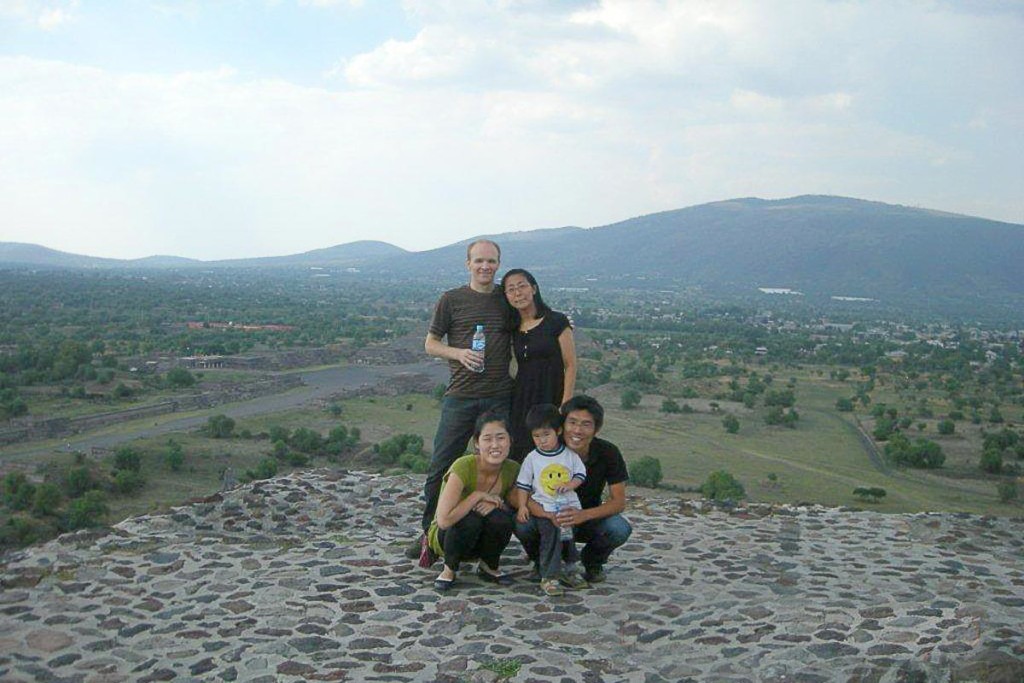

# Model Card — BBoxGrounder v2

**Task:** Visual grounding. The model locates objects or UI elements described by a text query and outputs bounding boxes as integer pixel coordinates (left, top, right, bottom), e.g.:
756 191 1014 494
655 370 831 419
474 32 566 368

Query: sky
1 0 1022 260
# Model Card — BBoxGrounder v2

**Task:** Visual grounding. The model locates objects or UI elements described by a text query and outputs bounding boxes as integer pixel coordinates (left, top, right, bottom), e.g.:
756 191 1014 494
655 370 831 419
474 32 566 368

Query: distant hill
3 196 1022 313
381 197 1024 301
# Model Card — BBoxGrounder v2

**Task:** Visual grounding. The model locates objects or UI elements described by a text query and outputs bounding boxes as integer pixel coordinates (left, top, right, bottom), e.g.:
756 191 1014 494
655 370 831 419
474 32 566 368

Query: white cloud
0 0 77 29
1 0 1022 259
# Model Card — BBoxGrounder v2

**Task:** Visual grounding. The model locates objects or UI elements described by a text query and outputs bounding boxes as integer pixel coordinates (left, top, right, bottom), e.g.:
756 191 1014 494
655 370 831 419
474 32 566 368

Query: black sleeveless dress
509 311 571 462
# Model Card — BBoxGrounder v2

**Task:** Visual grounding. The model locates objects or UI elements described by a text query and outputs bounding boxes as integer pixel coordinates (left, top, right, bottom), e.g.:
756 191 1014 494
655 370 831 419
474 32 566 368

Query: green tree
852 486 887 503
631 456 663 488
835 397 854 412
244 458 278 482
621 388 641 410
112 382 134 399
289 427 324 454
32 483 63 517
112 469 146 494
206 414 235 439
63 466 97 498
2 472 36 511
722 414 740 434
700 470 745 501
164 440 184 472
63 490 109 530
113 446 142 473
937 419 955 435
661 398 681 414
165 367 196 388
980 449 1003 474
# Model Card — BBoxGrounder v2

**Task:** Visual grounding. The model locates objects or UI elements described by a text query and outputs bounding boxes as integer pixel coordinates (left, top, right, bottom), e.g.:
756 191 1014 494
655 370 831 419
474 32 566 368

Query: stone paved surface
1 470 1022 682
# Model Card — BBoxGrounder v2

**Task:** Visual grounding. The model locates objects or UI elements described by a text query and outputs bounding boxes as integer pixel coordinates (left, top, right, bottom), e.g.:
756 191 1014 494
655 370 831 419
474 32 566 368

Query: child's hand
516 506 530 523
556 485 571 494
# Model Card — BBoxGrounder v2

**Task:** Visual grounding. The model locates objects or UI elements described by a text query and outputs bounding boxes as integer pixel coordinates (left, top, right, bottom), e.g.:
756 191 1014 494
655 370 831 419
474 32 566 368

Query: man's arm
555 482 626 527
425 332 483 372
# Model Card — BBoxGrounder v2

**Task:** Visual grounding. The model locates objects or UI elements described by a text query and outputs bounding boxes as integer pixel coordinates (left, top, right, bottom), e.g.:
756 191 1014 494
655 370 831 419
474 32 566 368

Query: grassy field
4 368 1020 539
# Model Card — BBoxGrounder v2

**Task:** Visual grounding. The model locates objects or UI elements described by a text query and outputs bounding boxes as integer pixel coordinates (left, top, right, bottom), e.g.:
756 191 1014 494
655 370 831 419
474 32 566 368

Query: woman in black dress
502 269 577 462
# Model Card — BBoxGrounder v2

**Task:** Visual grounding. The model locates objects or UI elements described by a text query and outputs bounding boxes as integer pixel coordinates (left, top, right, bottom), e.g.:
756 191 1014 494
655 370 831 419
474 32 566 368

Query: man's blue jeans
421 393 511 532
514 513 632 572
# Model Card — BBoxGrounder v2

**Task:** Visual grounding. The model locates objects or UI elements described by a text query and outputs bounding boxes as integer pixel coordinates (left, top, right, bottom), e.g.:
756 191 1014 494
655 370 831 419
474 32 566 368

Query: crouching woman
427 412 521 591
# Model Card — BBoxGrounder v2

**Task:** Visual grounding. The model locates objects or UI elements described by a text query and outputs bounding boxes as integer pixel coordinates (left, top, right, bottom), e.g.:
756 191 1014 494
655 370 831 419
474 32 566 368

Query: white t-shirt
514 443 587 512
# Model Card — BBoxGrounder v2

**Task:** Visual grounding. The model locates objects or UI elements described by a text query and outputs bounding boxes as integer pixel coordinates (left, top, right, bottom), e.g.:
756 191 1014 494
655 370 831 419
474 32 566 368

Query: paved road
2 361 448 461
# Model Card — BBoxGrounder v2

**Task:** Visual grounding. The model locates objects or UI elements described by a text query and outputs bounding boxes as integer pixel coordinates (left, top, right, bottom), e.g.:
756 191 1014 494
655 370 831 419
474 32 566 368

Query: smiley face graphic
540 463 571 496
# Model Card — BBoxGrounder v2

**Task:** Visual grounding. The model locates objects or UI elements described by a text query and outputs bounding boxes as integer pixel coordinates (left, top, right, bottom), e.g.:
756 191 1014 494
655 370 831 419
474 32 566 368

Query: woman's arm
558 326 577 405
435 472 491 529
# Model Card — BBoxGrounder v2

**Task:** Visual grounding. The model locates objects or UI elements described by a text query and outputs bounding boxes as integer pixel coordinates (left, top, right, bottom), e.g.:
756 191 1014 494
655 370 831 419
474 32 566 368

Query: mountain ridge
3 195 1022 311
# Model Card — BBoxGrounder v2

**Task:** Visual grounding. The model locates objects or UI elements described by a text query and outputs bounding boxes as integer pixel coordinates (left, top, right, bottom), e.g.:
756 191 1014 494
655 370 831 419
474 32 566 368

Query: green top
427 454 521 555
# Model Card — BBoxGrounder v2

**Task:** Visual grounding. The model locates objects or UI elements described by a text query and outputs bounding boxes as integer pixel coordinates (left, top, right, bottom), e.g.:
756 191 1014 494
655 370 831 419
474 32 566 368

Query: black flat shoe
476 566 514 586
433 577 455 593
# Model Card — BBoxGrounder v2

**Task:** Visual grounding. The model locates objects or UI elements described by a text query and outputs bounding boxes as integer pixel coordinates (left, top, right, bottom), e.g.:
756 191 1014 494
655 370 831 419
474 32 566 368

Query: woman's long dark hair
501 268 551 326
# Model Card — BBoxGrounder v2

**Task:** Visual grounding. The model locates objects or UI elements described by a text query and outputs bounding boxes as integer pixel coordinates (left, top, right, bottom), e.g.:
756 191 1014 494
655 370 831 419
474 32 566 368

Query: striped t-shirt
429 285 513 397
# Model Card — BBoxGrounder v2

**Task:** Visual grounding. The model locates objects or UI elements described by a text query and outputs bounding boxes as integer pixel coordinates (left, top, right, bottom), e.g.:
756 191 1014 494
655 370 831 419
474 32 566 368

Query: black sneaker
404 535 425 560
583 566 606 584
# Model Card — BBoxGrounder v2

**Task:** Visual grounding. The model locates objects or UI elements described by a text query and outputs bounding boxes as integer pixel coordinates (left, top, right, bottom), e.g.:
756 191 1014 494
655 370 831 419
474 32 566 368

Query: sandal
540 578 563 597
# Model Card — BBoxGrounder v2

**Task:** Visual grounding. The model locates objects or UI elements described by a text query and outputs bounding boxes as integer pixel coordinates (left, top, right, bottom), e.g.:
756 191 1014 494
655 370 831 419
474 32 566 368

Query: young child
514 404 588 596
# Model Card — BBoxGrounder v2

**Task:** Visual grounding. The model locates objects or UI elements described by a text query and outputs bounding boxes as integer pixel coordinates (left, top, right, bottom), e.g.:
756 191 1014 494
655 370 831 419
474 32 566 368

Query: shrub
113 446 142 473
680 403 695 414
835 397 854 412
375 434 424 465
621 388 641 410
63 490 109 530
289 427 324 454
764 389 795 408
398 452 430 474
2 472 36 511
164 440 185 472
873 417 897 441
853 486 887 503
268 425 290 443
272 440 290 460
722 414 740 434
286 452 310 467
937 419 955 436
32 483 63 517
997 479 1019 503
111 469 146 494
327 403 343 417
661 398 681 414
980 449 1003 474
631 456 663 488
63 466 98 498
0 515 54 550
206 414 235 439
700 470 745 501
989 407 1004 424
885 434 945 469
244 458 278 482
112 383 134 399
165 367 196 388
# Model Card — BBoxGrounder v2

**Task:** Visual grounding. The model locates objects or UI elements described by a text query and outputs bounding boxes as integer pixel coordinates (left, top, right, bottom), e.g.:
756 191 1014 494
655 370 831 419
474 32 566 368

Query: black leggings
437 508 514 572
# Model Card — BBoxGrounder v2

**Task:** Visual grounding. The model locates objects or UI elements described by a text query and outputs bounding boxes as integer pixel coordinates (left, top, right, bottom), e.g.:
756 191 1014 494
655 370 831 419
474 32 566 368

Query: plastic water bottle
471 325 485 373
553 495 573 541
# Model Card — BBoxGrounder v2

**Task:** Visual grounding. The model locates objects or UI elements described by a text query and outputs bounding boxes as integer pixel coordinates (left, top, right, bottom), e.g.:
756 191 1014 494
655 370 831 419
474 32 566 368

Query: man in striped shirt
415 239 514 540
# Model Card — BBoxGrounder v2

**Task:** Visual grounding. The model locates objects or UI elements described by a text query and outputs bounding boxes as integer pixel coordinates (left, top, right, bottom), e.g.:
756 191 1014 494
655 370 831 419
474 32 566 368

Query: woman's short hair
560 395 604 432
524 403 562 433
473 410 510 441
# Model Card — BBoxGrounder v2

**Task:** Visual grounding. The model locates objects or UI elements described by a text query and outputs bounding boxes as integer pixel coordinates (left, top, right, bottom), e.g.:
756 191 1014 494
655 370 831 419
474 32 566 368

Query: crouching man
513 395 631 584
